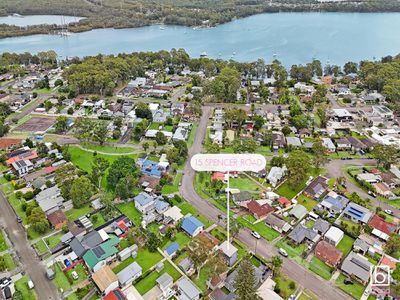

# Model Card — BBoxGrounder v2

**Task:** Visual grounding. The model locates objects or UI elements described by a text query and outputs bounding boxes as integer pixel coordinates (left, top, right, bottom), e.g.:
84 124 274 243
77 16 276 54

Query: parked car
368 190 377 197
251 231 261 239
71 271 79 280
0 277 12 288
16 216 22 223
344 278 354 285
384 209 393 215
27 279 34 289
279 248 288 257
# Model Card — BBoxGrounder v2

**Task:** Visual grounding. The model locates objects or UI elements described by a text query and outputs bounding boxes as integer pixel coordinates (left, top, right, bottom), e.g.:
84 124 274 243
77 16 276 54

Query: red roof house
211 172 226 181
245 201 274 219
6 150 38 165
278 197 291 208
47 209 68 230
380 255 397 270
104 289 127 300
314 240 343 267
368 215 397 236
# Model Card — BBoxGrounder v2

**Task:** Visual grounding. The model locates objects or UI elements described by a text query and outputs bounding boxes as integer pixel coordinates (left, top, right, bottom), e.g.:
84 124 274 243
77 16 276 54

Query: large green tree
70 176 94 208
371 144 399 169
107 157 137 189
234 259 257 300
286 150 311 187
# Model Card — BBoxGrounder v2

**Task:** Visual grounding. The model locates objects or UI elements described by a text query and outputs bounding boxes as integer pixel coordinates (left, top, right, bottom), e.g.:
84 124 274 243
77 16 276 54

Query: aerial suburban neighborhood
0 49 399 300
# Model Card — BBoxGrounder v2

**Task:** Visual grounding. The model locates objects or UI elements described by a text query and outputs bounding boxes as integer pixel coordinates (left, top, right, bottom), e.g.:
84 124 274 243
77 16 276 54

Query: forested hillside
1 0 400 38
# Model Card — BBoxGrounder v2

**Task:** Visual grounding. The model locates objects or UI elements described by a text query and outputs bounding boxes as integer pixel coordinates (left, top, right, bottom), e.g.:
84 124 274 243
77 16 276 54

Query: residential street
0 189 58 299
180 106 351 300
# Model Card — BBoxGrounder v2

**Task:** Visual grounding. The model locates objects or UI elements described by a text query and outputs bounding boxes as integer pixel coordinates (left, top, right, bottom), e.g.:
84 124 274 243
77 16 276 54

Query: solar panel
351 257 371 271
93 246 105 258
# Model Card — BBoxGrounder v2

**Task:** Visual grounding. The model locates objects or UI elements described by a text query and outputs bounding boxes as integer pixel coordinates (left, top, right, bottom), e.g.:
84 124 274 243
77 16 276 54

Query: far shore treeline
0 49 399 113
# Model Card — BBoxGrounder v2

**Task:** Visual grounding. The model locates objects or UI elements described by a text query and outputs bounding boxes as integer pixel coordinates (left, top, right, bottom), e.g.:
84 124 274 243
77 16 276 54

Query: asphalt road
180 106 351 300
0 189 59 299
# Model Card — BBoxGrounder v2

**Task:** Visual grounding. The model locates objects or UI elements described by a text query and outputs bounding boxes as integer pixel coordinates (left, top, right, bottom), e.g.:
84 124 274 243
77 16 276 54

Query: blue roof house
155 197 170 214
138 159 163 178
181 215 204 237
320 192 349 214
164 242 179 257
343 202 372 224
134 192 155 214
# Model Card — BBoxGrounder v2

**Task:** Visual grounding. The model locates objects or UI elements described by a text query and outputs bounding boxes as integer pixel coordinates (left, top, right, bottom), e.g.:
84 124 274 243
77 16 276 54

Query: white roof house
357 173 380 183
322 138 336 152
324 226 344 246
267 166 287 187
163 206 183 223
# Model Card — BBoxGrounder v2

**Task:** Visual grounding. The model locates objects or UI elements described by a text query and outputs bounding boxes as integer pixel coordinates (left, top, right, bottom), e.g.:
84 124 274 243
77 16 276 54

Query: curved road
180 106 351 300
0 189 59 299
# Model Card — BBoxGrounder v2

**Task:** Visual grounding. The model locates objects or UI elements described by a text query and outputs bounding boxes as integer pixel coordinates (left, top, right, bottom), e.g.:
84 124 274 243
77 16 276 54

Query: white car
0 277 12 289
279 248 288 257
251 231 261 239
363 289 370 296
71 271 79 280
384 209 393 215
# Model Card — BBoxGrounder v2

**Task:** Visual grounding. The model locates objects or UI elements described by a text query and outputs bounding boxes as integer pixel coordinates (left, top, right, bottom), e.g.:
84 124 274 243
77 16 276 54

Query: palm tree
270 255 283 276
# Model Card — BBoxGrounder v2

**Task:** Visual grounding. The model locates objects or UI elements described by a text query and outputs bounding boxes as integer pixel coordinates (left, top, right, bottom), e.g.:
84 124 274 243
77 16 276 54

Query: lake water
1 12 400 66
0 15 84 26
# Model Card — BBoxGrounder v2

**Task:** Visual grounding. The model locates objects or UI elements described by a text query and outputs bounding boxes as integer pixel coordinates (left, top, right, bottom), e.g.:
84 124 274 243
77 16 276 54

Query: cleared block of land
15 117 56 132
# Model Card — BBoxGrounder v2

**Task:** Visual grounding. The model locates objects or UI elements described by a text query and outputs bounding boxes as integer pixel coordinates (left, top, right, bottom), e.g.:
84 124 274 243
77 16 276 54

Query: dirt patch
0 138 22 149
16 117 56 132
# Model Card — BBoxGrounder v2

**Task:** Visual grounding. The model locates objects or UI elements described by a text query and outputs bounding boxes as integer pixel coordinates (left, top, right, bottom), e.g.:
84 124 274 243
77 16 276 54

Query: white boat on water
159 26 165 30
12 13 23 18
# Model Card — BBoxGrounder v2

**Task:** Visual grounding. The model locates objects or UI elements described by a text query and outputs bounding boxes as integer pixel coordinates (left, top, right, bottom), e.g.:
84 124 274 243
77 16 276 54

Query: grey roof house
313 218 330 235
290 205 307 220
340 252 372 284
176 278 201 300
117 261 142 287
288 224 320 245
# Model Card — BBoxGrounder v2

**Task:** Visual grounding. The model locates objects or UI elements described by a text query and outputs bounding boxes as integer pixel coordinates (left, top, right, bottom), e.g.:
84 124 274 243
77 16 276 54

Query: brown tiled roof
315 240 342 266
369 215 396 235
47 209 67 227
246 201 274 219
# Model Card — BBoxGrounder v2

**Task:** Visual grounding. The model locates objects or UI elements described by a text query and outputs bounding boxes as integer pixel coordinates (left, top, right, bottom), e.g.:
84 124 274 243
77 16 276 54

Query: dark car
16 216 22 223
344 278 354 285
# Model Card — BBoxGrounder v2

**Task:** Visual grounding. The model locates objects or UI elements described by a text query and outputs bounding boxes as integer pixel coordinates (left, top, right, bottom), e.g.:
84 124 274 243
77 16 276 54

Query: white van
279 248 288 257
27 279 35 289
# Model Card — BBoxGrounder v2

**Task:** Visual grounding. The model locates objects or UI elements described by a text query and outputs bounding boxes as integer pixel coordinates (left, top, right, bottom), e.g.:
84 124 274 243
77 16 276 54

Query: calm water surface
1 12 400 66
0 15 84 26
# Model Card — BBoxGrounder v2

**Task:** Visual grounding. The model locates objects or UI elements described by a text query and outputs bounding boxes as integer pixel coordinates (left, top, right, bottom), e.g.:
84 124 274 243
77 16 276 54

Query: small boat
159 26 165 30
12 13 23 18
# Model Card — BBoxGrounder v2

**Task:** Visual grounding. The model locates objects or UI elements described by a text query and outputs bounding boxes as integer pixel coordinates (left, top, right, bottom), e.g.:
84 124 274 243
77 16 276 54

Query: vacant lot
16 117 55 132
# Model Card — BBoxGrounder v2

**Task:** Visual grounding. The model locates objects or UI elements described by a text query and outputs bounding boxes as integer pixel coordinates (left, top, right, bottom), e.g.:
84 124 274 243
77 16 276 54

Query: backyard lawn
117 202 142 225
134 261 181 295
229 176 263 192
113 248 163 274
336 273 366 299
66 264 88 286
296 195 318 211
15 275 37 300
161 173 182 194
45 233 64 249
308 256 334 280
53 263 71 292
65 204 92 221
34 240 48 255
275 180 306 199
337 235 355 256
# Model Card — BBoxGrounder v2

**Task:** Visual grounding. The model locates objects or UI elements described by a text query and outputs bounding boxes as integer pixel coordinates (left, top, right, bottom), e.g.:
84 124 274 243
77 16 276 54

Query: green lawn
66 264 88 286
53 263 71 292
90 212 107 228
274 273 297 299
81 143 134 154
0 230 8 251
45 233 64 249
117 202 142 225
275 180 306 199
237 217 280 241
65 204 92 221
68 145 138 174
113 248 163 274
161 173 182 194
337 235 355 256
2 253 16 271
162 232 190 249
229 177 262 192
308 256 334 280
336 273 366 299
296 195 318 211
149 122 163 130
15 275 37 300
275 240 307 258
187 124 197 148
34 240 48 254
134 261 181 295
